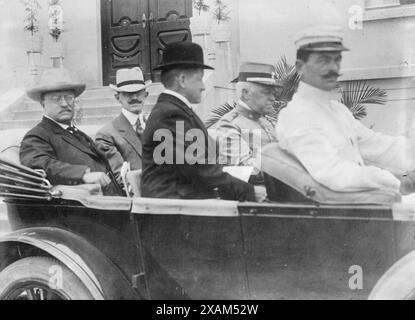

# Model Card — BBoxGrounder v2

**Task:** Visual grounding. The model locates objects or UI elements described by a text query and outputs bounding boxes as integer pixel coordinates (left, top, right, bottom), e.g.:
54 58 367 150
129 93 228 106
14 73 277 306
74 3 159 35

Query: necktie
135 117 144 137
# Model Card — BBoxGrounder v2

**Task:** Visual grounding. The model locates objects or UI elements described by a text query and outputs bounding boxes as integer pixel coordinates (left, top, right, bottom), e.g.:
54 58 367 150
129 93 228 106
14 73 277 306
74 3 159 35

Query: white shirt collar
44 115 71 130
122 108 140 127
238 99 254 112
297 81 339 104
122 108 147 130
163 89 194 110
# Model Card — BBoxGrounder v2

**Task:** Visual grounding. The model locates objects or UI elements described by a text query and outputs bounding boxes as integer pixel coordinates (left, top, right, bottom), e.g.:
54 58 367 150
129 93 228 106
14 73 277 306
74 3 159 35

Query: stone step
14 106 118 120
0 84 165 131
13 100 158 120
23 83 164 103
23 95 160 111
0 115 118 130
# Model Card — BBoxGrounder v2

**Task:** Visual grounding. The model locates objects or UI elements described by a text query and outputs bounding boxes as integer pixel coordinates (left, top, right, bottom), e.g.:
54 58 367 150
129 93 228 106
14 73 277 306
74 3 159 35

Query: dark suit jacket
19 117 123 196
95 113 142 185
141 93 255 200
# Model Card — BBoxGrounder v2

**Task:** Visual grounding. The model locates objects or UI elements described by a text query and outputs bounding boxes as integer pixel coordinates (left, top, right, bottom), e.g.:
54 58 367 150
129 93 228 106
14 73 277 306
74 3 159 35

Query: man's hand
400 172 415 195
254 185 267 203
82 171 111 187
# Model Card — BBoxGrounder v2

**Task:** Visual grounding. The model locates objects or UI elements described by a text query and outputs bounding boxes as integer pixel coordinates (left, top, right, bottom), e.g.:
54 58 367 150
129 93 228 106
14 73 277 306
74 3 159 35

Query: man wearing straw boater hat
141 41 261 201
95 67 152 185
19 68 123 196
216 62 282 176
276 25 415 194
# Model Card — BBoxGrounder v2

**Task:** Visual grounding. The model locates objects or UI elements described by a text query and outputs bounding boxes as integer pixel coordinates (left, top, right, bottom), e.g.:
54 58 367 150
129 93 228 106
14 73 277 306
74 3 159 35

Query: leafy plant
340 80 387 120
22 0 42 36
193 0 210 15
48 0 64 41
205 102 236 128
274 55 301 104
212 0 231 24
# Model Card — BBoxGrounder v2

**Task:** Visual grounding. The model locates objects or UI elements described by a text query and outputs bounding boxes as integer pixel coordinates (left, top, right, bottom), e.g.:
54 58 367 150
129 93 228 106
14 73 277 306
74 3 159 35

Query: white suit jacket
276 82 415 192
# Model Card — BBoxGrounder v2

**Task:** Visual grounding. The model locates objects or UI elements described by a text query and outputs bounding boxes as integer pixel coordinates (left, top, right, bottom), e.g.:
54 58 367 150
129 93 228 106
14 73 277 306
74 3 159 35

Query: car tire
369 250 415 300
0 256 95 300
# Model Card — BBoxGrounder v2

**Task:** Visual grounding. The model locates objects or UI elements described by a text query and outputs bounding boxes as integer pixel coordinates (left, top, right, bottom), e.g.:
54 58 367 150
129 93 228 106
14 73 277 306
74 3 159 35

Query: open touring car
0 143 414 300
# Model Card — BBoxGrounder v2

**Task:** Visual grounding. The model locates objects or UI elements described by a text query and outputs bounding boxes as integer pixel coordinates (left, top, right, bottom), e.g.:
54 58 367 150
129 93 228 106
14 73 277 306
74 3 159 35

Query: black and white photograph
0 0 415 303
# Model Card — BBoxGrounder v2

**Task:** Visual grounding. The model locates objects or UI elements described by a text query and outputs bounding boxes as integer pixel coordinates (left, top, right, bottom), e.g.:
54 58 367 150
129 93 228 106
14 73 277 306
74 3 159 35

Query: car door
239 202 398 299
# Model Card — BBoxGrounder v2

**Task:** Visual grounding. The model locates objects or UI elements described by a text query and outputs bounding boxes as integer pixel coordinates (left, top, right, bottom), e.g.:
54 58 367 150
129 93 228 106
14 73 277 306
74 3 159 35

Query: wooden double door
101 0 193 85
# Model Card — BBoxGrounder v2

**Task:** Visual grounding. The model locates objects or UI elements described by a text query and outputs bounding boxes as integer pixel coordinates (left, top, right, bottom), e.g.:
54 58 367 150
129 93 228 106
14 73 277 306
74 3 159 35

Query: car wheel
369 250 415 300
0 256 94 300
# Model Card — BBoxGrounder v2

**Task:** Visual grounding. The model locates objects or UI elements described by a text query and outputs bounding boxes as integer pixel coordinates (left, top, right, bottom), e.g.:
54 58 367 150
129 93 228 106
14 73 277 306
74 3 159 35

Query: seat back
120 161 142 197
261 143 401 204
0 145 21 166
126 169 142 197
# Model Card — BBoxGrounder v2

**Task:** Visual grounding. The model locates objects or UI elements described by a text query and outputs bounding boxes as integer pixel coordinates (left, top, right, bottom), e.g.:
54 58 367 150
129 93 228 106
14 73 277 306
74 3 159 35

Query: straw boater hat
153 42 214 71
294 25 349 52
231 62 283 87
26 68 86 102
109 67 152 93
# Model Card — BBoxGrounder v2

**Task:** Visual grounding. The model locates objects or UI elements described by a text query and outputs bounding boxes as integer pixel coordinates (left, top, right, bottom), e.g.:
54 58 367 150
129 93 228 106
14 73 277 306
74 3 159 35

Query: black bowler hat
153 42 214 71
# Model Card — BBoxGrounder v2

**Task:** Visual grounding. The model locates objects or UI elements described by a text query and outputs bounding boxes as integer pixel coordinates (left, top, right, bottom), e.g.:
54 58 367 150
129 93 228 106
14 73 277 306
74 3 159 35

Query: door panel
238 204 397 299
149 0 193 81
101 0 150 85
101 0 193 84
136 214 249 299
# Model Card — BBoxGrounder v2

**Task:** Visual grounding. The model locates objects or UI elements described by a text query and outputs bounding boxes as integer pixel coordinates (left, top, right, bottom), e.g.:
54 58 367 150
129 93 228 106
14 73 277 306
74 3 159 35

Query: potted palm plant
23 0 42 53
48 0 65 67
210 0 232 42
191 0 211 35
194 0 210 16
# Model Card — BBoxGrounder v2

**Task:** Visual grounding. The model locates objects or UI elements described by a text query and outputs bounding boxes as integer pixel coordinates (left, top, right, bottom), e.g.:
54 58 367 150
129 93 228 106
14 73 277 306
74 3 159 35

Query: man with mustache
20 68 123 196
216 62 282 183
95 67 151 187
276 25 415 194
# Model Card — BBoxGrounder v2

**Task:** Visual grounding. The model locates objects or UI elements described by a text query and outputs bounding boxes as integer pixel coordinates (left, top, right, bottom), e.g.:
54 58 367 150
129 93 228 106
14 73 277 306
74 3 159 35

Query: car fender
0 227 139 300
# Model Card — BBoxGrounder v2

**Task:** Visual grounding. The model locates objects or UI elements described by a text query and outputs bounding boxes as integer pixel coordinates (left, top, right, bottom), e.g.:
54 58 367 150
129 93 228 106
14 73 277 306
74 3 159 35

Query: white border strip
132 198 239 217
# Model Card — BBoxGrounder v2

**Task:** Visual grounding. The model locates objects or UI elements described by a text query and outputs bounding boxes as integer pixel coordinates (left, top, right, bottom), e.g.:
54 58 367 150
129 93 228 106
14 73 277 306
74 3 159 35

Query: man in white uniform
276 25 415 193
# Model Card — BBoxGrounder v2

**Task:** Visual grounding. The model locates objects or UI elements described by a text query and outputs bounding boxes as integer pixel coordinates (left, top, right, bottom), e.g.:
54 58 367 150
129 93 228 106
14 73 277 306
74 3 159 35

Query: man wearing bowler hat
20 68 123 196
141 41 260 201
95 67 152 185
216 62 282 178
276 25 415 194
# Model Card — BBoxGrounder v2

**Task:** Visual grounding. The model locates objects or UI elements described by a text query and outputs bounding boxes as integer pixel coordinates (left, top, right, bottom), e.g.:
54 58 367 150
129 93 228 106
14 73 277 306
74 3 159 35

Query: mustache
322 71 341 79
128 100 143 105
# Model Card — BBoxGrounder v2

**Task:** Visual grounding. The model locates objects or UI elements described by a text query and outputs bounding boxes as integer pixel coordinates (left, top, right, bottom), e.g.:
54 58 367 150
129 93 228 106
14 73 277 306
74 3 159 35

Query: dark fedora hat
153 42 214 71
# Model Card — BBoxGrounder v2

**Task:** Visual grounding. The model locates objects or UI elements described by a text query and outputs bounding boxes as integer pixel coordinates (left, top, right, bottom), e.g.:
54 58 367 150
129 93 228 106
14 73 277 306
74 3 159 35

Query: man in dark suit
95 67 152 185
19 68 123 196
142 42 263 201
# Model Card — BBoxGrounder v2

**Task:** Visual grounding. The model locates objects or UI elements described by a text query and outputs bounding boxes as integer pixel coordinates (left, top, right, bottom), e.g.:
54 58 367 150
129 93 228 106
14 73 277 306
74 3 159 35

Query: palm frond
205 102 237 128
348 104 367 121
340 80 387 120
274 55 301 102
